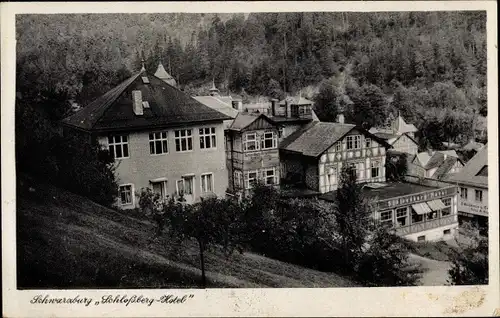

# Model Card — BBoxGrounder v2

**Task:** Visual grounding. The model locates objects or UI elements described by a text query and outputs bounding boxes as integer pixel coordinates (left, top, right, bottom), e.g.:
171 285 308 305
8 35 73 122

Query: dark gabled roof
62 70 230 132
228 113 276 132
432 156 460 180
279 121 391 158
447 144 488 188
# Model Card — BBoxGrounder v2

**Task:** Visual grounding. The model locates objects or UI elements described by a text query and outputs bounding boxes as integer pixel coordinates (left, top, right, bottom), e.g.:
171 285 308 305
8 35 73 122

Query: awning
427 199 446 211
412 203 432 215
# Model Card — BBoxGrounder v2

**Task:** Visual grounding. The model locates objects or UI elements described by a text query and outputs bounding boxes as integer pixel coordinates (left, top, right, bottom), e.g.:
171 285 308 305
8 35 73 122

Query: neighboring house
321 179 459 242
61 64 231 208
225 113 280 196
408 150 464 180
369 115 419 154
390 115 418 138
280 118 391 194
446 144 488 226
267 97 317 142
371 131 419 155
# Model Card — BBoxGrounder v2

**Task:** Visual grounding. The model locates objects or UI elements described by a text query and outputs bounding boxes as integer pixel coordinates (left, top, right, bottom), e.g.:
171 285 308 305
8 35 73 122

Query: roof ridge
90 71 143 129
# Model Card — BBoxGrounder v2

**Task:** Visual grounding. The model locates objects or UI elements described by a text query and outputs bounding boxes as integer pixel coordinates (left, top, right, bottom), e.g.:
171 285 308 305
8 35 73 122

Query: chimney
132 90 143 116
285 100 292 118
232 100 243 111
270 99 278 116
336 113 345 124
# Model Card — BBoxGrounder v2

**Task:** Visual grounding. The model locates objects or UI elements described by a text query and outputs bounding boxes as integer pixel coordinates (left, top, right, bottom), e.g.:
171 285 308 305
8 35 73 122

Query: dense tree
16 12 486 108
448 222 488 285
348 84 390 129
334 166 372 268
357 227 421 286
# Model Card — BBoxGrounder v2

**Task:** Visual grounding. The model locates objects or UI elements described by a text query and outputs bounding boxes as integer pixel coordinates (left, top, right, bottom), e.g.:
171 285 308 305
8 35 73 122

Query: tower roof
154 62 176 86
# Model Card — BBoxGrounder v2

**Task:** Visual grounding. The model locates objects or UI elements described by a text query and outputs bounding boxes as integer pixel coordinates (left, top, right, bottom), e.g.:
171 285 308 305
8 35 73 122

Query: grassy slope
17 175 357 289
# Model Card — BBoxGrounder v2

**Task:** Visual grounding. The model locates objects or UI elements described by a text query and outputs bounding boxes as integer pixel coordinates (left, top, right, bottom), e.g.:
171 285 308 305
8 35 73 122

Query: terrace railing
395 214 458 236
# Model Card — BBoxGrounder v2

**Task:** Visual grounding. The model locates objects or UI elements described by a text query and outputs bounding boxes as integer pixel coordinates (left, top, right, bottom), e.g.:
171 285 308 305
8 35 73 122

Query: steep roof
228 113 276 132
154 63 174 81
392 115 418 134
193 96 239 118
447 144 488 188
62 70 230 132
432 156 460 180
280 121 390 158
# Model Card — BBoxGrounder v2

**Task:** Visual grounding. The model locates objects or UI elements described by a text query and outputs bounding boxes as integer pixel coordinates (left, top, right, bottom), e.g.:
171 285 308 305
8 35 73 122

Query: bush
16 91 118 207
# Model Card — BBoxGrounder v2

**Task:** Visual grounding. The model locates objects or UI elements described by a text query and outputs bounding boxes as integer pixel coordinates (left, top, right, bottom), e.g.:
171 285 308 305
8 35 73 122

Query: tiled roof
280 122 356 157
280 121 392 158
228 113 269 131
424 150 459 170
431 156 459 180
447 144 488 188
62 70 230 132
193 96 239 118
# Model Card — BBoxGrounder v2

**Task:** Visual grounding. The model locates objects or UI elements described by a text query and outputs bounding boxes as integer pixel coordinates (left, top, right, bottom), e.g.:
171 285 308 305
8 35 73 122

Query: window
371 160 380 178
152 181 167 199
199 127 217 149
346 135 361 150
263 168 276 185
299 105 312 115
426 211 438 220
244 133 258 151
245 171 258 189
291 105 299 117
335 142 341 152
174 129 193 152
261 132 277 149
411 208 424 224
396 207 408 227
177 176 194 196
380 210 393 227
201 173 214 193
441 207 451 217
234 170 243 189
417 235 426 242
119 185 133 205
365 138 371 148
475 190 483 203
460 187 468 200
441 198 452 206
149 132 168 155
108 135 129 159
443 229 451 235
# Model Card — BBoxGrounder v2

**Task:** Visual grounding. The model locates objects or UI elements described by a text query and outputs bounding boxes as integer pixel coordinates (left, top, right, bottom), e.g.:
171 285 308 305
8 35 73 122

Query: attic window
142 101 150 108
141 76 150 84
476 165 488 177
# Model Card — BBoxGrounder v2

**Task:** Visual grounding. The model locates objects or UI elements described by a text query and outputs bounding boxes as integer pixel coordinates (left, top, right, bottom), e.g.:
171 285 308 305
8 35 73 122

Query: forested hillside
16 11 487 145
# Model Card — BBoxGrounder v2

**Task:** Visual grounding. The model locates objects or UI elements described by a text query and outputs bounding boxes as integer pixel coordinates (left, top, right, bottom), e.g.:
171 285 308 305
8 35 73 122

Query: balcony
395 214 458 236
